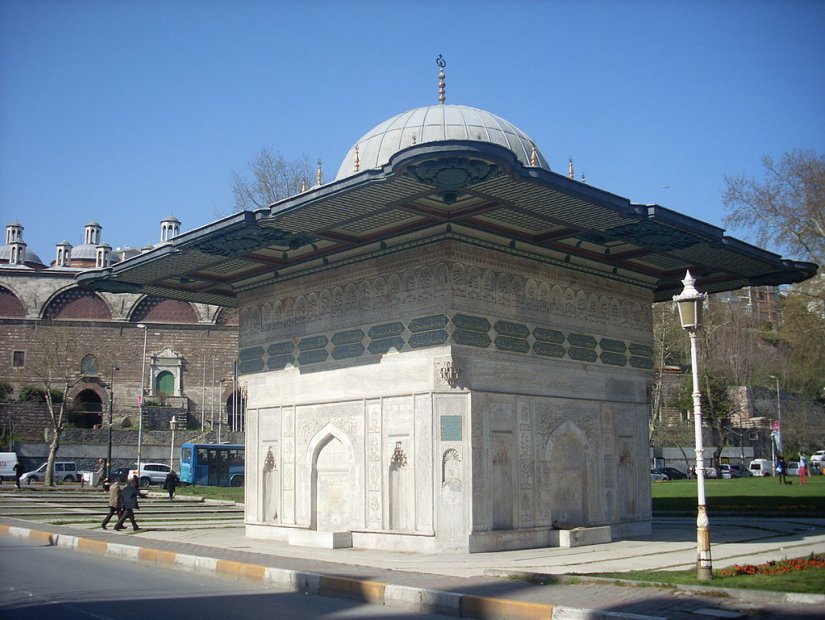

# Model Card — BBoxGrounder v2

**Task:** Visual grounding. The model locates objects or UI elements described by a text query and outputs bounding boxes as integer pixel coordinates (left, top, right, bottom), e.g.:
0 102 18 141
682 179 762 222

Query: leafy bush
19 386 46 402
0 382 12 401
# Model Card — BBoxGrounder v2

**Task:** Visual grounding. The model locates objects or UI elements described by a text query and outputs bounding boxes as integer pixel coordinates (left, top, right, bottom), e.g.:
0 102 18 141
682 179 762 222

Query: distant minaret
5 221 23 245
96 242 112 268
568 158 575 180
160 216 181 243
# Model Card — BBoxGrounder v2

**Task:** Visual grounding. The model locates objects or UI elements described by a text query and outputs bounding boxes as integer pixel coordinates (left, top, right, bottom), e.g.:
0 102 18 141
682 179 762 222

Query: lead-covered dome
336 104 549 181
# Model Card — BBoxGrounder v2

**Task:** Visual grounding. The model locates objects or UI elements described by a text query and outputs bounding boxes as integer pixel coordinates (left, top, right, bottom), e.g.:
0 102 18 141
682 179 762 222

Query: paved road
2 488 825 619
0 535 453 619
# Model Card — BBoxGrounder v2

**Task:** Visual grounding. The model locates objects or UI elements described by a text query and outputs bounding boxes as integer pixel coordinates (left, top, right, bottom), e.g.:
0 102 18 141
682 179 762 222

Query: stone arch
538 281 550 312
295 295 307 325
433 263 449 298
466 266 482 300
402 269 417 304
358 280 372 312
587 293 599 321
482 269 495 303
495 272 511 306
344 283 357 315
130 295 197 324
451 263 465 298
419 266 433 301
273 300 284 328
373 277 387 309
71 387 104 428
215 307 238 326
332 287 345 317
525 279 538 310
43 286 112 320
0 284 25 318
542 420 590 526
307 292 319 323
306 424 355 531
387 274 401 307
283 297 295 327
261 303 273 331
319 289 331 321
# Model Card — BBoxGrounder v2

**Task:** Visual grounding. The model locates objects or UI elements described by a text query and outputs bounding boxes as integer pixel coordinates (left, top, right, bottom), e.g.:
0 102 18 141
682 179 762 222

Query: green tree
673 371 733 471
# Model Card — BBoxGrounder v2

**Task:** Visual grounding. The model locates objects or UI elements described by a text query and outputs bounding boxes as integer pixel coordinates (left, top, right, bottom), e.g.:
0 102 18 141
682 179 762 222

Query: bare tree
17 326 88 486
231 146 316 211
723 149 824 268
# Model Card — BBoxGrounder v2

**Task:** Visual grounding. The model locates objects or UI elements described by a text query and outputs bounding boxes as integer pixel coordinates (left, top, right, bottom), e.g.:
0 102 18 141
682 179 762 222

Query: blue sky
1 0 823 262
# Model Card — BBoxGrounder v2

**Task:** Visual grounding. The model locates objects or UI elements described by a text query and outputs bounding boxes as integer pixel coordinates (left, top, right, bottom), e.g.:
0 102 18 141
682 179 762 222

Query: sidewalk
2 515 824 619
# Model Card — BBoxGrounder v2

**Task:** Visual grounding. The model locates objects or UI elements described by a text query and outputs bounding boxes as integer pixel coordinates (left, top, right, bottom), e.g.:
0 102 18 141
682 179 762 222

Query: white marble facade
242 241 653 552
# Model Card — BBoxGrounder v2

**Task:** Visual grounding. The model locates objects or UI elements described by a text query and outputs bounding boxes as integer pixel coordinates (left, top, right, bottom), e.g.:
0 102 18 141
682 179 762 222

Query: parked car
785 461 800 476
650 468 669 481
658 467 688 480
109 467 133 482
20 461 79 483
721 464 751 479
128 462 172 488
811 450 825 465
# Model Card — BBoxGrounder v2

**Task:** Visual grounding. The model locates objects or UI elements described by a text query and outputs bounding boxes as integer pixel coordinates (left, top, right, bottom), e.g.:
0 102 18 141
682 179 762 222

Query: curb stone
0 524 667 620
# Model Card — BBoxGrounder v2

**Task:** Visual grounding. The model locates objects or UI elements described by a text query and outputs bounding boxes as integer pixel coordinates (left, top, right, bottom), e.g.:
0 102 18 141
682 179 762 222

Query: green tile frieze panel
630 356 654 369
533 342 565 358
629 343 654 357
368 336 406 355
297 349 329 365
267 354 295 370
533 327 565 344
494 320 530 338
599 338 627 354
600 351 628 366
332 343 366 360
567 333 597 349
267 341 295 356
239 359 265 373
408 314 449 333
568 346 598 362
240 346 265 361
440 415 462 441
332 329 365 345
368 322 405 339
408 330 449 348
298 335 329 351
452 313 491 332
495 335 530 353
453 329 492 348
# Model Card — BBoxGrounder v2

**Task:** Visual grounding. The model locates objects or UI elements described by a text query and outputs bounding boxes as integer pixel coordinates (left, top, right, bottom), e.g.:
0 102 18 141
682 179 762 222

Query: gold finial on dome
529 142 539 167
316 160 323 186
437 54 446 104
568 158 575 179
353 145 360 172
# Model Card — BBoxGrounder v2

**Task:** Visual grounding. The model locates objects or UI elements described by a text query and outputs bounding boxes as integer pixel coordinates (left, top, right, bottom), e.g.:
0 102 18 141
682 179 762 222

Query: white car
650 468 668 481
128 463 172 488
811 450 825 465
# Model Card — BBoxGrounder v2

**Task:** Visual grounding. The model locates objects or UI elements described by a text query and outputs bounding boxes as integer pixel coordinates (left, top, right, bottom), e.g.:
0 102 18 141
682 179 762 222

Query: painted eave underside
77 141 818 306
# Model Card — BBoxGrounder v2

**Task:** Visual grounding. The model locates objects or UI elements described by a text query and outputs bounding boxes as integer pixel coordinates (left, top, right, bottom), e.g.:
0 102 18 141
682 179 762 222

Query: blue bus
180 443 244 487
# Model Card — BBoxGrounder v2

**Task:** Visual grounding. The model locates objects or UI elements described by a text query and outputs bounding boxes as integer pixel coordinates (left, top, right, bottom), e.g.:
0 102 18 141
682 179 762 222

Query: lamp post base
697 505 712 581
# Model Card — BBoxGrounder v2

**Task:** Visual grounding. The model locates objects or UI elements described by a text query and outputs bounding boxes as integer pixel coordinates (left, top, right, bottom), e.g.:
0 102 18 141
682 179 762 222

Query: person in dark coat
13 461 25 489
101 478 123 529
165 470 179 500
114 477 143 531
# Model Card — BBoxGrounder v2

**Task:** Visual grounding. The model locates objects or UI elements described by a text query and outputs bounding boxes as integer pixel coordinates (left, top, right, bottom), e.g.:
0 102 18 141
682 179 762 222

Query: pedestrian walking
799 454 808 485
101 478 123 529
13 461 25 489
777 456 787 484
114 477 143 531
94 458 106 488
164 470 179 500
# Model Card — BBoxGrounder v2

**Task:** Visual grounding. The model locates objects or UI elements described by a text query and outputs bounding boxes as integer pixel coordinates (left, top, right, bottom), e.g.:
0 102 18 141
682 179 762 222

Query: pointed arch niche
306 424 355 531
542 419 590 527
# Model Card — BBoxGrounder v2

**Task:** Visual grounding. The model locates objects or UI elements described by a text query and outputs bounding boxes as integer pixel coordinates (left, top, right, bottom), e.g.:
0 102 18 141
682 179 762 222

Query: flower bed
718 555 825 577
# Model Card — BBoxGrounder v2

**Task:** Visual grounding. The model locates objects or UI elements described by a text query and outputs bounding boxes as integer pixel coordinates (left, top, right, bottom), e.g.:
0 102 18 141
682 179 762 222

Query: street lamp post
169 415 177 469
769 374 782 470
137 323 148 475
106 365 119 480
674 270 712 581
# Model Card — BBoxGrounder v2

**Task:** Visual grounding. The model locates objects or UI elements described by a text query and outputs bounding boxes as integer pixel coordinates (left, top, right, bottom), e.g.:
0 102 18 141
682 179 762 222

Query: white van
0 452 18 481
749 458 772 477
20 461 79 483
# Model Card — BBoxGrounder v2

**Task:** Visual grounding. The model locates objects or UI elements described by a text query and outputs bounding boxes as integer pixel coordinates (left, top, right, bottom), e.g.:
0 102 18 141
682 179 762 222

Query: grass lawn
652 474 825 515
176 485 244 503
590 556 825 594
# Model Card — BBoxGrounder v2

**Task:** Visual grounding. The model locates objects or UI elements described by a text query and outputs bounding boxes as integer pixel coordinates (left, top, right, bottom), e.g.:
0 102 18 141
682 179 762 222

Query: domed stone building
81 65 816 552
0 217 239 442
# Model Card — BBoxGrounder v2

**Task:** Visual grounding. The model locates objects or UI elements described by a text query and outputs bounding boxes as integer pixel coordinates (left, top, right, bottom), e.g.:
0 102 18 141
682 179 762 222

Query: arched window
81 354 98 376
